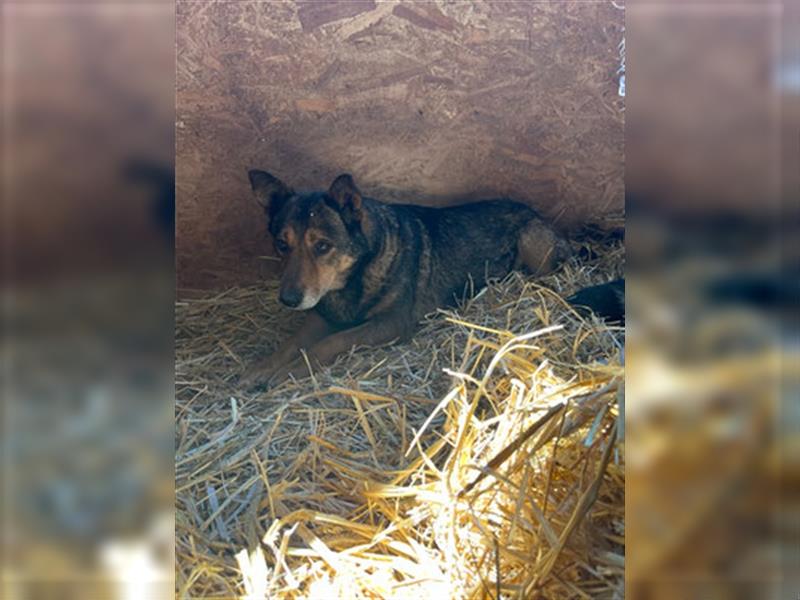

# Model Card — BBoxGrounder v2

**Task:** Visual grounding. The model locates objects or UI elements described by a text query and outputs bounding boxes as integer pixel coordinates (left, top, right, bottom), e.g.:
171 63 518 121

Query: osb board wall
177 1 625 290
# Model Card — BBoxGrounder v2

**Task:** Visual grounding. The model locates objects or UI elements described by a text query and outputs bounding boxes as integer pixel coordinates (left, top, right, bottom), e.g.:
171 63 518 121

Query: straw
176 238 624 599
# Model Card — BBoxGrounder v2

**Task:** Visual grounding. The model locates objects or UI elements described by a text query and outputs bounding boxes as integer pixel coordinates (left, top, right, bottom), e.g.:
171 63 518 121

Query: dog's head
248 170 369 310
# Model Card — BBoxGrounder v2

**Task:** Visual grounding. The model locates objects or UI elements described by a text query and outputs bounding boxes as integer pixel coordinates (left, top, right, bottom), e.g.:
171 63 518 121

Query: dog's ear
248 170 292 216
328 174 362 223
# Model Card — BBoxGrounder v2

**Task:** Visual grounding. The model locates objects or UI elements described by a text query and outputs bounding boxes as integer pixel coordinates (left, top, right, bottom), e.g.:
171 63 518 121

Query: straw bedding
176 241 624 599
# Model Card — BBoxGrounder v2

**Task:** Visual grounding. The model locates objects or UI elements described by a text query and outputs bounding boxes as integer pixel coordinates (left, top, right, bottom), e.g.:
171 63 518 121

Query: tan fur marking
303 228 324 245
281 227 297 246
317 253 356 292
516 221 570 276
294 229 356 304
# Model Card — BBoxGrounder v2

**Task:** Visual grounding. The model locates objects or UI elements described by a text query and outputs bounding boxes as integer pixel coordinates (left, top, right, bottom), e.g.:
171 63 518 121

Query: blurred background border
1 1 798 599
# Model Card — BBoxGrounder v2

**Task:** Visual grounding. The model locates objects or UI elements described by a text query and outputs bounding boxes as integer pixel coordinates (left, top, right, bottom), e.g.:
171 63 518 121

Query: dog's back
395 200 534 307
358 198 568 322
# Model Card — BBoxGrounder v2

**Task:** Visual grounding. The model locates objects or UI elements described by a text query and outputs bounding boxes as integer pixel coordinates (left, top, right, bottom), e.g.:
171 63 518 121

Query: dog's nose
279 287 303 308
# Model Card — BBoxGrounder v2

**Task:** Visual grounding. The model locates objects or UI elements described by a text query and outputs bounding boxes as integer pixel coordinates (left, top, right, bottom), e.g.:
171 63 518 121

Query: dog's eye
275 239 290 255
314 240 332 256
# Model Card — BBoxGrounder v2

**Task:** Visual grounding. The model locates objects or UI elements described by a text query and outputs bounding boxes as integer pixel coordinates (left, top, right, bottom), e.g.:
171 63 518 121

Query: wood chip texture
176 1 625 289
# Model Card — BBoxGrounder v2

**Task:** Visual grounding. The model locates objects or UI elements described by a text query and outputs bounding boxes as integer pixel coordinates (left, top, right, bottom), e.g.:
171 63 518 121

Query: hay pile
176 242 624 599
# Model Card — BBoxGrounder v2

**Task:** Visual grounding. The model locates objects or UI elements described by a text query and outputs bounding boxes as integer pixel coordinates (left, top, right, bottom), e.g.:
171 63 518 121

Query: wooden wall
177 1 625 290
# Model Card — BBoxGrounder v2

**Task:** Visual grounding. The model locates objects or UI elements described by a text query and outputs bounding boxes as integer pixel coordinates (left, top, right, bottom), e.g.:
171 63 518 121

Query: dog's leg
515 221 572 276
277 314 410 382
240 311 333 387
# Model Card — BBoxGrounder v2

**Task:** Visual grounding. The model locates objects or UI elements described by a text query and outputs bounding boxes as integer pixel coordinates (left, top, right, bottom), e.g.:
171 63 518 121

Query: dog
240 171 572 387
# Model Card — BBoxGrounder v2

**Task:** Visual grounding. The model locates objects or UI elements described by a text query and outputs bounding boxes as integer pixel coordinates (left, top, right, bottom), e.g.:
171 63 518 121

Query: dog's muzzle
280 287 321 311
279 287 304 309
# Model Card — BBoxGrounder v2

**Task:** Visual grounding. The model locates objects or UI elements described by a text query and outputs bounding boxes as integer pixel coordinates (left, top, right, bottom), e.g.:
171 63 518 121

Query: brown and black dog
241 171 571 387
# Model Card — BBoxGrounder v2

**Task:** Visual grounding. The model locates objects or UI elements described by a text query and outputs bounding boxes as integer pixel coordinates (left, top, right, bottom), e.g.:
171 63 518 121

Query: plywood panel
176 1 625 289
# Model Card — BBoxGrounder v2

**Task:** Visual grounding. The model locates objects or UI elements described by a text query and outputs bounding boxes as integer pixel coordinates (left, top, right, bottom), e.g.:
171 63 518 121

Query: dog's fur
241 171 571 387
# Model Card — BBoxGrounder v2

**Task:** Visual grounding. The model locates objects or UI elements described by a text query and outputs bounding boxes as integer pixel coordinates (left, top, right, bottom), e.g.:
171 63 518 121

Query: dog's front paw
279 360 314 383
239 354 316 390
239 359 278 389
